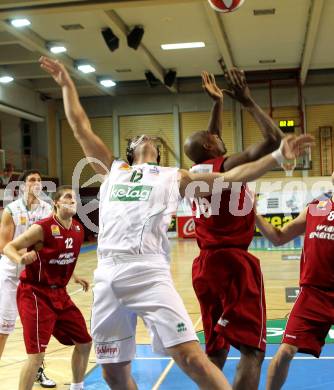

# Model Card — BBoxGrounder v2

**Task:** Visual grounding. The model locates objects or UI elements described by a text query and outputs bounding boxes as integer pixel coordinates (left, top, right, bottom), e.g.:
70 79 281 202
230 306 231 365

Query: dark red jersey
191 156 255 250
20 215 84 287
300 196 334 289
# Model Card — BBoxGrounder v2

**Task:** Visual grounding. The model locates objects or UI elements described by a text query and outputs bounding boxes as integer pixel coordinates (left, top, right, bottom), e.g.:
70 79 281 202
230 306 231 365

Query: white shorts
91 259 198 364
0 274 19 334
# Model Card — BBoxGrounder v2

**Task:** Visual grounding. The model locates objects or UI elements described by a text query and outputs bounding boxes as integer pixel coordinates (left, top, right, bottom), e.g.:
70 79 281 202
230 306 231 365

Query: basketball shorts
282 285 334 357
91 257 198 364
192 248 266 355
0 274 19 334
17 283 92 354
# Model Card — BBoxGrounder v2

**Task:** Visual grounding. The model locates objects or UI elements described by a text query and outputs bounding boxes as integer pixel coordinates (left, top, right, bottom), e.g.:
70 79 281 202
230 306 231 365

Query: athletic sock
70 382 84 390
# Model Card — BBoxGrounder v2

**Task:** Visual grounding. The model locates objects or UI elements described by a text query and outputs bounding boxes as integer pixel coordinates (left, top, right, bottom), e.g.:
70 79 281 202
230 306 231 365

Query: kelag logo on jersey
110 184 152 201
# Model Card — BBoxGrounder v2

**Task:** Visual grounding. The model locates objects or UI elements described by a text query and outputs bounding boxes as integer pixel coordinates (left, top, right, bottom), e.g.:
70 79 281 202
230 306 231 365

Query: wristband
271 141 284 165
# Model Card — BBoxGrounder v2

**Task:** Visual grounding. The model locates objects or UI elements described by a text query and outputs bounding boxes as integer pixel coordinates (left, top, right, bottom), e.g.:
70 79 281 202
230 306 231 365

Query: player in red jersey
184 69 285 390
256 184 334 390
4 186 92 390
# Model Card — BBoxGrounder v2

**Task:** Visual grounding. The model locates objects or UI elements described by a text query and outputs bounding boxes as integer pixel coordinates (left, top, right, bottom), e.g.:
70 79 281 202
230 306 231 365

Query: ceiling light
10 18 31 28
161 42 205 50
49 44 67 54
0 76 14 84
76 63 96 74
99 79 116 88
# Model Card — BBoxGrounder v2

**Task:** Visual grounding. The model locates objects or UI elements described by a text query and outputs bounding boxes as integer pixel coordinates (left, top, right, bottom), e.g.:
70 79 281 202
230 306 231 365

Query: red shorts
17 282 92 354
282 285 334 357
192 248 266 355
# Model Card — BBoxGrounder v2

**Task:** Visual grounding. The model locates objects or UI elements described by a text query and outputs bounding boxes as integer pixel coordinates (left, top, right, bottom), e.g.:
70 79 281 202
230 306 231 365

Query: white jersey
0 198 52 277
97 161 181 262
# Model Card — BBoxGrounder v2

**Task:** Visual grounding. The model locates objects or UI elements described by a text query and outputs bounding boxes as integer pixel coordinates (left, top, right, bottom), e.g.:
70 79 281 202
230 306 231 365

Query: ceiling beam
31 77 91 89
0 20 115 96
203 1 234 71
0 0 84 8
103 9 178 93
300 0 325 85
0 30 19 45
0 0 201 16
0 44 39 64
9 63 56 79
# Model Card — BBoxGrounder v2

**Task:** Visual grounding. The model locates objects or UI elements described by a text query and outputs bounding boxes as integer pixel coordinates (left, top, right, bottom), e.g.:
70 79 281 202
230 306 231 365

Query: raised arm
201 71 224 136
39 56 114 174
179 134 314 197
256 208 307 246
4 224 43 265
219 66 285 170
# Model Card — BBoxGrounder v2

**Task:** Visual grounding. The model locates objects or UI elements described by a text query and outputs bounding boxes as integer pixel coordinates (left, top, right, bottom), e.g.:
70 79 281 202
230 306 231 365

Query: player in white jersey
0 170 56 388
40 56 313 390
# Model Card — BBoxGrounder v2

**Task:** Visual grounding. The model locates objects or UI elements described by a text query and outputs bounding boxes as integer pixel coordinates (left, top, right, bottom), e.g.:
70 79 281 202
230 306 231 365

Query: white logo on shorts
96 342 120 359
0 320 14 331
285 334 297 339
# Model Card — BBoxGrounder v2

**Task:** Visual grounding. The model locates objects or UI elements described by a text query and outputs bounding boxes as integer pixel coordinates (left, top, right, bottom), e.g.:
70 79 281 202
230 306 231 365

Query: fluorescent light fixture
49 45 67 54
10 18 31 28
99 79 116 88
77 64 96 74
0 76 14 84
161 42 205 50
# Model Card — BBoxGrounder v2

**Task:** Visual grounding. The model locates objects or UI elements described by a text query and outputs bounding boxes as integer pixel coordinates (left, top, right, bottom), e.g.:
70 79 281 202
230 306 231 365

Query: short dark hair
18 169 42 183
53 185 74 212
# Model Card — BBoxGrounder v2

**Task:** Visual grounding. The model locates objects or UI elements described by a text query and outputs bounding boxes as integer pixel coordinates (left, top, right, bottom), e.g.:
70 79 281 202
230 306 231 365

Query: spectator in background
0 163 14 186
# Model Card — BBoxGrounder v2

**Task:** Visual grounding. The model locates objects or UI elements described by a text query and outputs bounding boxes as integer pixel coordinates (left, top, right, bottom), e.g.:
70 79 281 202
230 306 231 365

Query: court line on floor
68 283 95 296
137 356 334 361
4 356 334 363
151 316 202 390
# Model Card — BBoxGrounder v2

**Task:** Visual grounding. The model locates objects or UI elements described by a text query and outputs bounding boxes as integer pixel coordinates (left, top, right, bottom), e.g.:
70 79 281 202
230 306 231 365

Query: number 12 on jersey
130 169 143 183
65 238 73 249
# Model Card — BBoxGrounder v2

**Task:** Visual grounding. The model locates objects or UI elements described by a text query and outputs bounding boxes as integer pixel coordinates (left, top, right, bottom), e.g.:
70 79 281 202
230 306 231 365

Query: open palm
202 71 223 101
281 135 314 160
222 68 252 106
39 56 72 87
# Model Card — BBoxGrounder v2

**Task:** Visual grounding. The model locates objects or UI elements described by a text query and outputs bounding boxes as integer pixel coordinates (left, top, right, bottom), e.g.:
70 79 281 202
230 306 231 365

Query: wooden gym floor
0 238 300 389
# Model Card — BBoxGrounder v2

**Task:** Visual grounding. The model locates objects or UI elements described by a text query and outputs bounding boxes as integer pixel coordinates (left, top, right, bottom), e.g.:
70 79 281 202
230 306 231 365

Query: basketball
208 0 245 13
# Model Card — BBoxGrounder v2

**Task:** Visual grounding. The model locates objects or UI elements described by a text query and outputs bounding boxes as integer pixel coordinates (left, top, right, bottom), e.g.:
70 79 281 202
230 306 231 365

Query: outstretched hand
73 275 90 292
39 56 72 87
281 134 315 160
201 71 223 101
220 64 252 107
